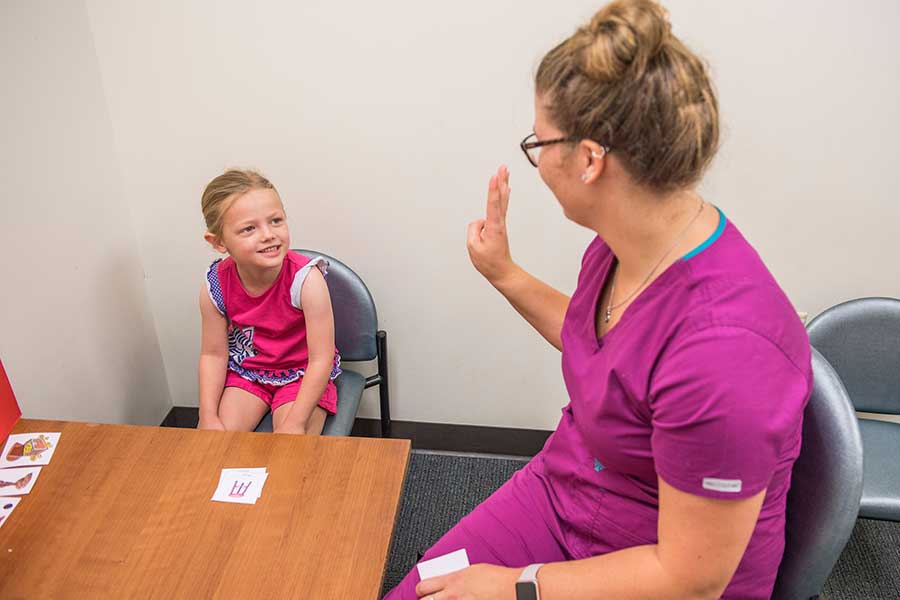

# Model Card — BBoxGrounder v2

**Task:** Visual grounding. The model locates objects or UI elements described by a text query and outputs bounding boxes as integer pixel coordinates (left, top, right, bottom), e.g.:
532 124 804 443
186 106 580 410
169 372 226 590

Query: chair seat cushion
858 418 900 521
253 368 366 436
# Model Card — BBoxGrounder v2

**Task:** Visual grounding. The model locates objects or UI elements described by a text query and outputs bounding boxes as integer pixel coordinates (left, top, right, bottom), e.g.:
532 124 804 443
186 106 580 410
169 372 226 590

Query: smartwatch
515 563 544 600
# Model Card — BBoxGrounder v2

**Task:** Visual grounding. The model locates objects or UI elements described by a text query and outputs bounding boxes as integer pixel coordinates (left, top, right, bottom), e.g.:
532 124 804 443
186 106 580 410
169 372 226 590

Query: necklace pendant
605 306 612 323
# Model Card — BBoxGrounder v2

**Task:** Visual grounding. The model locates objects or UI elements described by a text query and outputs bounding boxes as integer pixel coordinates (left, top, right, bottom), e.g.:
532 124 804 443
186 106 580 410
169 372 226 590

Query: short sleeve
289 256 329 310
204 259 226 316
649 326 809 500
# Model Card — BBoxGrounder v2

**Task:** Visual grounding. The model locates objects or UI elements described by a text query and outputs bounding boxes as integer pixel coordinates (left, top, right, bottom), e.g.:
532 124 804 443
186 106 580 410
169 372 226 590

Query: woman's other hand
416 563 519 600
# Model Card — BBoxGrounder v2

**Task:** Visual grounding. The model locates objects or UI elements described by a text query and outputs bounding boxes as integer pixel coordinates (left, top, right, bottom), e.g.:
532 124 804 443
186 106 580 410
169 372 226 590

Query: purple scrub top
533 209 812 599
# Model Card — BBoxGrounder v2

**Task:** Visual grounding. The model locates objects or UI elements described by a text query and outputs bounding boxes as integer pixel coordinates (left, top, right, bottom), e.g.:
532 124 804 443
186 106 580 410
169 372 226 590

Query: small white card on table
211 467 268 504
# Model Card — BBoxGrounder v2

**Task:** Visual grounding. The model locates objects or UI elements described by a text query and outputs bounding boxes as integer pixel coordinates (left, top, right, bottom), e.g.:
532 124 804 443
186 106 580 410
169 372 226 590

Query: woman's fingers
485 174 500 230
415 575 445 597
466 219 486 248
498 165 510 221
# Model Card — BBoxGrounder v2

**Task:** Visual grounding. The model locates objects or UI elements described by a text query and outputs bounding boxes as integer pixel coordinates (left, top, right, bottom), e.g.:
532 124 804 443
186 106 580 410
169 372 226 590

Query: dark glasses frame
519 133 611 167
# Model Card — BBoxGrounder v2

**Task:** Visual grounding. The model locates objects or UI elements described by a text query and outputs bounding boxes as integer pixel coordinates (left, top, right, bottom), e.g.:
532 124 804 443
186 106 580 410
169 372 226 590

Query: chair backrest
771 348 864 600
295 249 378 362
807 297 900 415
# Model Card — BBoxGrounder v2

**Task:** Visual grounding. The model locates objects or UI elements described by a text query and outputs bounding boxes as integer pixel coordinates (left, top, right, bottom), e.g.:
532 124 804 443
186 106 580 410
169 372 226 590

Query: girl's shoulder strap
204 258 228 317
288 254 330 310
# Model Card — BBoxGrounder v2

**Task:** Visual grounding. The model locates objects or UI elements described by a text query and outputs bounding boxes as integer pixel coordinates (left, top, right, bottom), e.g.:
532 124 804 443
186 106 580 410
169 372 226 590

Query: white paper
0 467 41 496
211 467 268 504
0 433 61 468
417 549 470 580
0 497 21 529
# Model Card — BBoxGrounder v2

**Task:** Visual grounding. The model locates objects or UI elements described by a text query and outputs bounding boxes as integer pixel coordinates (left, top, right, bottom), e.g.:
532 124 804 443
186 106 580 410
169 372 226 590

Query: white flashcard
211 478 259 504
0 467 41 496
211 467 268 504
417 549 471 580
0 497 21 529
0 432 61 468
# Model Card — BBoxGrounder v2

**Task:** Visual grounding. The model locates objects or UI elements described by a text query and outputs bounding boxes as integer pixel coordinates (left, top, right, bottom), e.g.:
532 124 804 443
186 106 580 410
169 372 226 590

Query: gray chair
807 297 900 522
255 249 390 437
771 348 864 600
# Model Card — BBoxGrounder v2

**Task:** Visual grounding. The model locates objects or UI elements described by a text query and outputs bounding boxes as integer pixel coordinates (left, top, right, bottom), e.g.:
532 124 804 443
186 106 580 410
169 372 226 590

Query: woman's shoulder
672 224 811 377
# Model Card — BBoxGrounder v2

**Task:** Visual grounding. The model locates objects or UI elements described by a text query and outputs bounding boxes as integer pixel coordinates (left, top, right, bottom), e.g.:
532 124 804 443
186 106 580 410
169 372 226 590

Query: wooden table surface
0 419 410 599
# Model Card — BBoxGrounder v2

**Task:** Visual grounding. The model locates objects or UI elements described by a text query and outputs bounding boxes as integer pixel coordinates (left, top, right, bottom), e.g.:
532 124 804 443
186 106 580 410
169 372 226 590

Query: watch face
515 581 539 600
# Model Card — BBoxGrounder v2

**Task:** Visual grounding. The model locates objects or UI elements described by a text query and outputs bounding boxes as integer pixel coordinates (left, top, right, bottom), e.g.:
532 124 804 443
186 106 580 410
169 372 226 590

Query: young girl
197 169 341 435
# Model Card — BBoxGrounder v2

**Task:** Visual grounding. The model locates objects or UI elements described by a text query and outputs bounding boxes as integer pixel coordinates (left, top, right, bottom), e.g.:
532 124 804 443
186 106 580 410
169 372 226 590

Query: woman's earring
581 172 590 183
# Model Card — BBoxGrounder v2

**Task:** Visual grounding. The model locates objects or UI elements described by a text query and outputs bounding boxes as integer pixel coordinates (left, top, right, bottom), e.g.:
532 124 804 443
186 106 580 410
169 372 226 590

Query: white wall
0 0 171 425
83 0 593 429
6 1 897 430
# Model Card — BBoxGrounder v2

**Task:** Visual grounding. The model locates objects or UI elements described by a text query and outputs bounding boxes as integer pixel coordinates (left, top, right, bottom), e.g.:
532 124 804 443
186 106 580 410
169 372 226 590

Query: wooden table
0 419 410 599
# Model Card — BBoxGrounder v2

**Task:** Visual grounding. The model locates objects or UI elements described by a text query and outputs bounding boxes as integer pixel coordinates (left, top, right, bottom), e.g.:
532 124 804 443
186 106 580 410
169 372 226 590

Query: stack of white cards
0 432 61 529
211 467 268 504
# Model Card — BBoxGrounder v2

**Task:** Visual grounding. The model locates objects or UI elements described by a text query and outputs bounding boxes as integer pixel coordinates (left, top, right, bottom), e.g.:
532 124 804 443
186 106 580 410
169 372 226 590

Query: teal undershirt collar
682 206 726 261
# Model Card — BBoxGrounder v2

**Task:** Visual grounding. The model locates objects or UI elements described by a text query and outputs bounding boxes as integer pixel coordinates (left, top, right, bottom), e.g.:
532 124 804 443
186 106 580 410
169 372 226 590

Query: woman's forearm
538 544 722 600
491 264 570 351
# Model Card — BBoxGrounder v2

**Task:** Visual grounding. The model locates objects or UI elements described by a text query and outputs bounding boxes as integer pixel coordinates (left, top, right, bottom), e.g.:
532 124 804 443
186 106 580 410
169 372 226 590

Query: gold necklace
605 200 705 324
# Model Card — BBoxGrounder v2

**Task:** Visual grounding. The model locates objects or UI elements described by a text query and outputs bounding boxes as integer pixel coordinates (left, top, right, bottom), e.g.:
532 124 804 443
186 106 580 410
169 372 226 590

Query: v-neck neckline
591 207 728 350
591 253 687 350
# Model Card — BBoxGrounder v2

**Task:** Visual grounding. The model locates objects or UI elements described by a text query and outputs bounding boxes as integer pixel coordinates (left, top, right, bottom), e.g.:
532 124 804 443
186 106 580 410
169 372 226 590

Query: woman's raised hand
467 165 516 286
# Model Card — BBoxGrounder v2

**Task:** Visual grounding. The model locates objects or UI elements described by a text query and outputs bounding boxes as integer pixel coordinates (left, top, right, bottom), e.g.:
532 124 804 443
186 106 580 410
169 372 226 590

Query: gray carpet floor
382 451 900 599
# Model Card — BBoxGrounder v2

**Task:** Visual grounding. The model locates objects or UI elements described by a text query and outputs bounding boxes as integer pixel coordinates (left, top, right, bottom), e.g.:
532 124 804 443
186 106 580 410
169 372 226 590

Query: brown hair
201 169 277 239
536 0 719 192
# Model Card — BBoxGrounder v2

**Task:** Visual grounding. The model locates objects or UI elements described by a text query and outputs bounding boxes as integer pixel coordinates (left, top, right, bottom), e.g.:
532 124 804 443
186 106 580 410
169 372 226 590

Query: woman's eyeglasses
519 133 610 167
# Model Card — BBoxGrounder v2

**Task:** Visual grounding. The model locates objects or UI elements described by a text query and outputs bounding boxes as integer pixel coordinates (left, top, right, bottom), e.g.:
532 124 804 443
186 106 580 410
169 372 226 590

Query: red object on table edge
0 359 22 444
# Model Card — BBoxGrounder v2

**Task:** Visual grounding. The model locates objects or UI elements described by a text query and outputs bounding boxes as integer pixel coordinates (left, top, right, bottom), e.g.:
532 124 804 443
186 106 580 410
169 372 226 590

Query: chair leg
376 330 391 437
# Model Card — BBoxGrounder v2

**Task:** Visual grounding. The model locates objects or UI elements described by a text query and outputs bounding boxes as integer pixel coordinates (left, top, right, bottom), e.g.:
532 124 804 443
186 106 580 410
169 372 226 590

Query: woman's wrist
488 261 523 292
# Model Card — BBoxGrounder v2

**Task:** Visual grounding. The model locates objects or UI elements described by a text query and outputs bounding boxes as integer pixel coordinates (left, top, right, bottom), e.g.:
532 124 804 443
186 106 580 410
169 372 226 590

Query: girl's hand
416 564 520 600
467 166 516 286
197 414 226 431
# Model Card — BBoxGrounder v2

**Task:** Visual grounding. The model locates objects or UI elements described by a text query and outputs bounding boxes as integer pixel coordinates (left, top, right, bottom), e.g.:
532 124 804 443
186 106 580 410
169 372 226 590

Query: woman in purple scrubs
386 1 811 599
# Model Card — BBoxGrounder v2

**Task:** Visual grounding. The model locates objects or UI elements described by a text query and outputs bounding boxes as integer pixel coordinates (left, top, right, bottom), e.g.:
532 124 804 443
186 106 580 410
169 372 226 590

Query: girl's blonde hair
536 0 719 192
201 169 277 239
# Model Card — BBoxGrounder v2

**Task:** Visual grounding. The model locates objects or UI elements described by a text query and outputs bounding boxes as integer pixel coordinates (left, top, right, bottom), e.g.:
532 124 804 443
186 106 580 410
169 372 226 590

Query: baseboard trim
160 407 550 457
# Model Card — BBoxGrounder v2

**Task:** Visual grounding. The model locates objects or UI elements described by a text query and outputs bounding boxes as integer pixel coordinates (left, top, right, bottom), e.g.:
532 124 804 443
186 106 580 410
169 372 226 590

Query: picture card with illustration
0 497 21 530
0 432 61 468
0 467 41 496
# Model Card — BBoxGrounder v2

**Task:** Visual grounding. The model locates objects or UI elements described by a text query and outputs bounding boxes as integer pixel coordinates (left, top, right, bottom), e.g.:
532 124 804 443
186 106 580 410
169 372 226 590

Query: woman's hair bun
576 0 672 82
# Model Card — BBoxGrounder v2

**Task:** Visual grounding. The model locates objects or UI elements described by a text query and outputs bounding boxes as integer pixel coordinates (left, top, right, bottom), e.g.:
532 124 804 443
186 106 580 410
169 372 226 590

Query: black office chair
807 297 900 522
771 348 864 600
255 249 390 437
